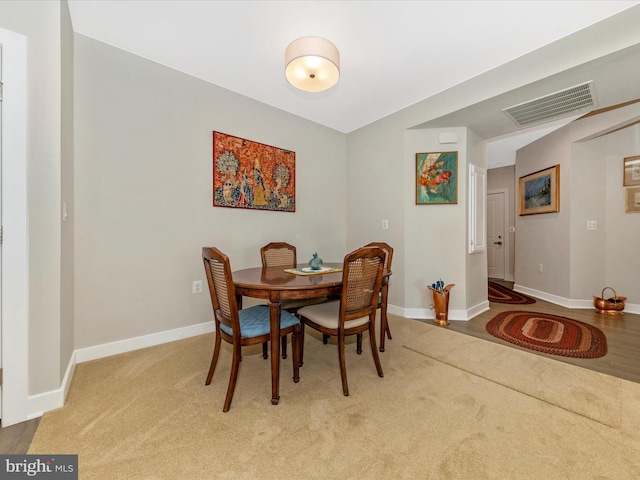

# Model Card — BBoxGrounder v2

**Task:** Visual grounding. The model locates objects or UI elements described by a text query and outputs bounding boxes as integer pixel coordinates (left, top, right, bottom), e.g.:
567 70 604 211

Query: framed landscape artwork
416 151 458 204
518 165 560 215
626 187 640 213
212 131 296 212
623 155 640 186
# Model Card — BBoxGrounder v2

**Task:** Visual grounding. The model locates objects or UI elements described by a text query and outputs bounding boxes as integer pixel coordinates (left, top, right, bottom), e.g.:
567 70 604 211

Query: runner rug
486 311 607 358
488 281 536 304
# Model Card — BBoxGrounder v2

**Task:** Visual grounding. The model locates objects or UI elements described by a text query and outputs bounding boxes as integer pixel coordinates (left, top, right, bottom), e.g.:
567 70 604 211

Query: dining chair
297 246 385 396
260 242 329 360
365 242 394 352
260 242 297 268
202 246 301 412
342 242 393 354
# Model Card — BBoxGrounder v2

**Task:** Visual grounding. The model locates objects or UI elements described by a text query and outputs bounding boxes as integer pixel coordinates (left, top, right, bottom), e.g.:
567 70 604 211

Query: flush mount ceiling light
285 36 340 92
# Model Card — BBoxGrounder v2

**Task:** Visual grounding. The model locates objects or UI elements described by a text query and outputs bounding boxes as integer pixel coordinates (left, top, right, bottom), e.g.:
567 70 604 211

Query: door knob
494 241 503 245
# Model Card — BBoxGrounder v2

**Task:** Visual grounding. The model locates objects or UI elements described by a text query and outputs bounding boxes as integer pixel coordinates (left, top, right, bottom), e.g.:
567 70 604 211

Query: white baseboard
393 302 489 322
467 301 491 320
514 285 640 314
75 321 214 363
514 285 570 307
26 321 214 421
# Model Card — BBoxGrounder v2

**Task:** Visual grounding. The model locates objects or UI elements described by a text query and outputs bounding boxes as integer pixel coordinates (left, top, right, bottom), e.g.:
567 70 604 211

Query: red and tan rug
486 311 607 358
488 281 536 304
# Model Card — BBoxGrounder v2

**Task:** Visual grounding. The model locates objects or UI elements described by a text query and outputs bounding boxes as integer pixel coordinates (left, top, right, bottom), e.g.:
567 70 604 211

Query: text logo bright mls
1 455 77 479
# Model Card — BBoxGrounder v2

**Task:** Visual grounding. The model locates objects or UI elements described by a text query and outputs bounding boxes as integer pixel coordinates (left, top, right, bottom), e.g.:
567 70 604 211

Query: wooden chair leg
205 332 222 385
379 309 388 352
299 323 305 367
380 284 392 351
262 342 268 359
369 321 384 378
281 336 288 359
356 333 363 354
338 333 349 396
223 344 242 412
292 325 301 383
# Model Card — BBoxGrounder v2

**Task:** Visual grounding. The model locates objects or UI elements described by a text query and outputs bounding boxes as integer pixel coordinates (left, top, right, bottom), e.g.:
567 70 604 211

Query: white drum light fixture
285 36 340 92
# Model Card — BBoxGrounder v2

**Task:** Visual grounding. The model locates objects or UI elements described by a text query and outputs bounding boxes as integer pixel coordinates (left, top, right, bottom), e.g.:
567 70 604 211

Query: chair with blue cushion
202 246 301 412
297 246 385 396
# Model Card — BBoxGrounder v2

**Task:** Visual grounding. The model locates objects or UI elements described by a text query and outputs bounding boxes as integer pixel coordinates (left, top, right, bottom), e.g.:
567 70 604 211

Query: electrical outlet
192 280 203 294
537 264 543 273
382 219 389 230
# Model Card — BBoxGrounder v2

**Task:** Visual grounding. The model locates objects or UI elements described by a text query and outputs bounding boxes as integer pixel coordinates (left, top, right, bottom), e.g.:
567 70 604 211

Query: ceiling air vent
503 81 597 127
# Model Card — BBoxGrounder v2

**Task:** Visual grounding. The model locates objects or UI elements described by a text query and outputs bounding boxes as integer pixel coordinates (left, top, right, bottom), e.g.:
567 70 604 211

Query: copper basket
593 287 626 316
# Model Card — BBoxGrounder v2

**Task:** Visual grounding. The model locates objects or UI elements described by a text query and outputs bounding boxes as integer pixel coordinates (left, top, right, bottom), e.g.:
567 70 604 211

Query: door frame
487 188 510 281
0 27 30 427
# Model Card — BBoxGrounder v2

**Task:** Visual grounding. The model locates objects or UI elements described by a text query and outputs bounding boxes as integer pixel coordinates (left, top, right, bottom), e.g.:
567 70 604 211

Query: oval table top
232 263 344 294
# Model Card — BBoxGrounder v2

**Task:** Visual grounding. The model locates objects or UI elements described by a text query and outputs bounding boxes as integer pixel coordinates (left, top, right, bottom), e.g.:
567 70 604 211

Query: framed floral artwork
416 151 458 204
518 165 560 215
212 131 295 212
623 155 640 186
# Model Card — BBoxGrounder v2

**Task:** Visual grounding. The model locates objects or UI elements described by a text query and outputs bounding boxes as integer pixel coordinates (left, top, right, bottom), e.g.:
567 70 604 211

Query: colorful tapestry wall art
212 131 296 212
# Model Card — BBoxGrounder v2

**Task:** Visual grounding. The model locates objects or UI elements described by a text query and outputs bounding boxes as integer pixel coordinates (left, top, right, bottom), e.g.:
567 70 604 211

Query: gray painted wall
0 0 64 394
349 120 488 318
60 0 75 391
515 104 640 304
73 35 348 349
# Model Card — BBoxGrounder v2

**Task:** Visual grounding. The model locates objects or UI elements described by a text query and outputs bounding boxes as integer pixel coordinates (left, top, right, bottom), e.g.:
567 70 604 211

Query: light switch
587 221 597 230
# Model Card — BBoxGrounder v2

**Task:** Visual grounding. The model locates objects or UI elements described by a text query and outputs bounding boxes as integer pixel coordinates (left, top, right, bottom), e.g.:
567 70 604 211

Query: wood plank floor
440 281 640 384
2 284 638 453
0 418 40 454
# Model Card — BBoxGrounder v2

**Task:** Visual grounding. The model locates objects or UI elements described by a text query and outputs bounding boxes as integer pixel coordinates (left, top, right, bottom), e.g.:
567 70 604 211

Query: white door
487 191 505 279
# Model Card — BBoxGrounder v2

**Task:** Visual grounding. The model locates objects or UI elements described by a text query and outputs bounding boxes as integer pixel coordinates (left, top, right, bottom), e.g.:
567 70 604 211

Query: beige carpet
29 315 640 479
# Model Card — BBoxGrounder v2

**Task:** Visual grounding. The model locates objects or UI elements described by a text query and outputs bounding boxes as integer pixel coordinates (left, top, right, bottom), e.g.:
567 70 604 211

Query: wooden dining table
232 263 344 405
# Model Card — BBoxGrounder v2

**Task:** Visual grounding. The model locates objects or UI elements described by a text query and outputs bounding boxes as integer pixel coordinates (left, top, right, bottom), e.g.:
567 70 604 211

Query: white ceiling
67 1 640 167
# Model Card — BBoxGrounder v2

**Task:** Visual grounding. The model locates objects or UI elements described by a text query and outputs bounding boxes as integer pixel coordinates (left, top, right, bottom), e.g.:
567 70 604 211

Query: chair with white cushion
297 246 385 396
365 242 394 352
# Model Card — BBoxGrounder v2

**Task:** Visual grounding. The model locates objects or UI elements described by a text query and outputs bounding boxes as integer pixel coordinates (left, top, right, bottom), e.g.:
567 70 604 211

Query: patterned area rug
486 311 607 358
488 281 536 304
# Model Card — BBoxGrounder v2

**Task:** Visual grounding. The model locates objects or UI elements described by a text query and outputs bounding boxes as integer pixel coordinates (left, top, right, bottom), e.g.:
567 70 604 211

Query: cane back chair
297 246 385 396
202 246 301 412
365 242 394 352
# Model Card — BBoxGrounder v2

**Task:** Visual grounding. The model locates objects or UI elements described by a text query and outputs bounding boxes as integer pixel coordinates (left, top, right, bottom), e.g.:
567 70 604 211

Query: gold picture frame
518 165 560 216
626 186 640 213
623 155 640 186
